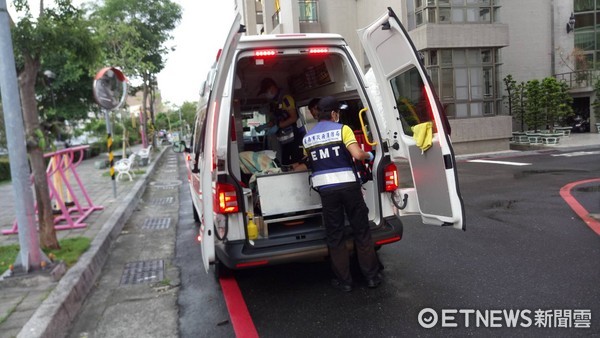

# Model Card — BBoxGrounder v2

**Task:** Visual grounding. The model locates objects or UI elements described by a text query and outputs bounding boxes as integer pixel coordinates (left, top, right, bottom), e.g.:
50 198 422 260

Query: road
210 148 600 337
71 147 600 337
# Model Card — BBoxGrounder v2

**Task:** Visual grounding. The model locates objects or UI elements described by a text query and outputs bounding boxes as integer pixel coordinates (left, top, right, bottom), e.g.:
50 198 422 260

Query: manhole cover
120 259 164 285
142 217 172 230
148 197 174 205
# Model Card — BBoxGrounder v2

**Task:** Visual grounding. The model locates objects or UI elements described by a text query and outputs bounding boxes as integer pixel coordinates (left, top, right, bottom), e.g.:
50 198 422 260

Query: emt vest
302 121 358 190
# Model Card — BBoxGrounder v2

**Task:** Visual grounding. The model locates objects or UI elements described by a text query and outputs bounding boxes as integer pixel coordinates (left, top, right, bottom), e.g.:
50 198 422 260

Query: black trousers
319 183 379 285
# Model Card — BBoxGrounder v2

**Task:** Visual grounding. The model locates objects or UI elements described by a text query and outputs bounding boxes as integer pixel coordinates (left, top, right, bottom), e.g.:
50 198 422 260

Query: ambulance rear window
389 66 437 136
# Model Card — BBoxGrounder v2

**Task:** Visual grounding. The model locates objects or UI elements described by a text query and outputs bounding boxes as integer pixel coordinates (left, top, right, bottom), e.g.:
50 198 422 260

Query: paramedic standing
256 77 305 165
302 96 381 292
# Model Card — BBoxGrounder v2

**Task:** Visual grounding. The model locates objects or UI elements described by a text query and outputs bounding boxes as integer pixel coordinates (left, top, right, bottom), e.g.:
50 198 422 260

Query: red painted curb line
219 276 259 338
560 178 600 236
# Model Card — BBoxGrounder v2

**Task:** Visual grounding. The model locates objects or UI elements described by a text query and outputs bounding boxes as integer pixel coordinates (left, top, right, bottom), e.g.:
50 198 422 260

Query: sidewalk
0 144 167 338
0 133 598 338
456 131 600 160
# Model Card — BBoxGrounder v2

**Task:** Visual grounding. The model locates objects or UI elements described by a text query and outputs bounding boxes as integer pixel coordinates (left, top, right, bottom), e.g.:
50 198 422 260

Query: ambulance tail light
215 182 239 214
308 47 329 55
383 163 399 192
255 49 277 57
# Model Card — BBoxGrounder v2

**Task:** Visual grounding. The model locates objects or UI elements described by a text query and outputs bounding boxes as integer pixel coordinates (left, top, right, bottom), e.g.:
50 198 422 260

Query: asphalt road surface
177 147 600 337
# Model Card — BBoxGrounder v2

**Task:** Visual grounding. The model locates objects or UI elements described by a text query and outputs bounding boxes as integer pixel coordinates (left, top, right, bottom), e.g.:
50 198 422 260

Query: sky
156 1 237 107
9 0 237 107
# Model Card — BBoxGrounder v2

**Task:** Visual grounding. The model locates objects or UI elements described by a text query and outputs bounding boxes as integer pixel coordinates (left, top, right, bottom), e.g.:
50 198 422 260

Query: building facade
233 0 596 154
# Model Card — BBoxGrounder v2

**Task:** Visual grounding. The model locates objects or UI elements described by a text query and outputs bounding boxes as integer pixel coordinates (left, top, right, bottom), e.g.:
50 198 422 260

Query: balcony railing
555 70 597 89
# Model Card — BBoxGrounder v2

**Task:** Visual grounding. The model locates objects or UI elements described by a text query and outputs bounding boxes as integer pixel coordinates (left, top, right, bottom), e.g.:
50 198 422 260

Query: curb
17 147 168 338
456 143 600 161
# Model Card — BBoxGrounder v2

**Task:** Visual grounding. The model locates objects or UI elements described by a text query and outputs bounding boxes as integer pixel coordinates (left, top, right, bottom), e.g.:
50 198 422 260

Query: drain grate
148 197 174 205
152 185 177 190
142 217 172 230
120 259 164 285
149 181 181 191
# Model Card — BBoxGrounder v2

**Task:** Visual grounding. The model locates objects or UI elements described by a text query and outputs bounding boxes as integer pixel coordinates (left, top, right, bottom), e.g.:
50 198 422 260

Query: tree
179 101 197 134
540 77 573 130
503 74 517 116
91 0 182 149
503 75 527 131
514 82 526 132
524 79 543 133
591 79 600 127
11 0 101 249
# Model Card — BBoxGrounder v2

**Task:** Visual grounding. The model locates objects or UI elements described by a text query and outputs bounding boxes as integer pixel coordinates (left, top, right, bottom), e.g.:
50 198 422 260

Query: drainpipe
550 0 555 76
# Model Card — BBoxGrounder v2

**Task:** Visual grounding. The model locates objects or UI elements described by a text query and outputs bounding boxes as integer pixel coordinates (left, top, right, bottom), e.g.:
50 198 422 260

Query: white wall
553 0 576 76
500 0 554 84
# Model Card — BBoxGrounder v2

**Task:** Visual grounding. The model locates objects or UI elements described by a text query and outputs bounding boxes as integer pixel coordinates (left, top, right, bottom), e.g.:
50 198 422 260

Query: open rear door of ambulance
199 13 244 272
358 7 465 230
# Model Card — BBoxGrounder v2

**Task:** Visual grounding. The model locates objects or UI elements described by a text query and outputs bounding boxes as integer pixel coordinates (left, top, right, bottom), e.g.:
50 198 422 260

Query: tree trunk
143 72 157 149
19 56 60 250
141 75 149 148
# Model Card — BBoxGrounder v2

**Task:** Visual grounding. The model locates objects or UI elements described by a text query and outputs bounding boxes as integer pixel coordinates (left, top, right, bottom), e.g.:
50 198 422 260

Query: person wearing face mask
301 96 380 292
307 97 321 121
255 77 306 165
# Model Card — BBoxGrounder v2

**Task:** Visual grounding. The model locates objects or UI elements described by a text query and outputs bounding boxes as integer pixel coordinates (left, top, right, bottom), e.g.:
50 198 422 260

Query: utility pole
0 0 44 272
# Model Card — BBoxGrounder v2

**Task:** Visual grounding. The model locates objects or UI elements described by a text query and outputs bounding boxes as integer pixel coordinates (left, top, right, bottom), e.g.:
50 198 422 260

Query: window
425 48 500 118
575 0 595 12
575 13 594 30
389 67 437 135
430 50 438 65
439 8 451 22
441 68 454 99
427 8 437 23
416 11 424 25
298 1 318 23
573 1 600 69
441 50 453 65
414 0 498 25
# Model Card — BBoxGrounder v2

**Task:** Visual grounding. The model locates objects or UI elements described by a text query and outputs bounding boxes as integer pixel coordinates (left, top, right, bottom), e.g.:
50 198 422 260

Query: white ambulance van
174 7 465 276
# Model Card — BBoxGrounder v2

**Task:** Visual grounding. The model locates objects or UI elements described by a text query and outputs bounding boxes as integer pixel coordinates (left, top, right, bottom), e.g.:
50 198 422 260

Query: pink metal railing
2 145 104 235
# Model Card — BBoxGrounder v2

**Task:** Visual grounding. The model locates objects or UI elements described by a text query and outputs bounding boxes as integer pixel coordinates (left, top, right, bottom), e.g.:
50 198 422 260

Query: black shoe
331 279 352 292
366 276 382 289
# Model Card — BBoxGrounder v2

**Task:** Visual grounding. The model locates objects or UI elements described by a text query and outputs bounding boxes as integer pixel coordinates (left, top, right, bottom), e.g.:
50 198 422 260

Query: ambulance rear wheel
214 256 232 280
192 205 200 223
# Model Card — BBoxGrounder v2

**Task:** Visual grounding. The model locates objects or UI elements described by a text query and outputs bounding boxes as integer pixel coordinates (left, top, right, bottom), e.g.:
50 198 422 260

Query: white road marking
552 151 600 157
467 159 532 166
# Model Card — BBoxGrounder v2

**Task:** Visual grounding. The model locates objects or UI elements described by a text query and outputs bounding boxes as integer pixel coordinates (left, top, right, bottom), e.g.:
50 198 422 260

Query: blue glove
255 123 269 133
267 125 279 135
366 151 374 162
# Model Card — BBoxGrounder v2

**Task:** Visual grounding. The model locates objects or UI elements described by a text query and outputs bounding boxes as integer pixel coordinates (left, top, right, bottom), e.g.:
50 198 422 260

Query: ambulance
174 7 465 277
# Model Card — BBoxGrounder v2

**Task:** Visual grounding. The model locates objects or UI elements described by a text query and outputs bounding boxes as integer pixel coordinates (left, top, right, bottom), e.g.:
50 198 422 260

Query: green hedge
0 157 10 182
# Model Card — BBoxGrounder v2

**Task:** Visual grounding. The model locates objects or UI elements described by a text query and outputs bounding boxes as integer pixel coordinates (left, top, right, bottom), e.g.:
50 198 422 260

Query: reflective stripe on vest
311 169 356 187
